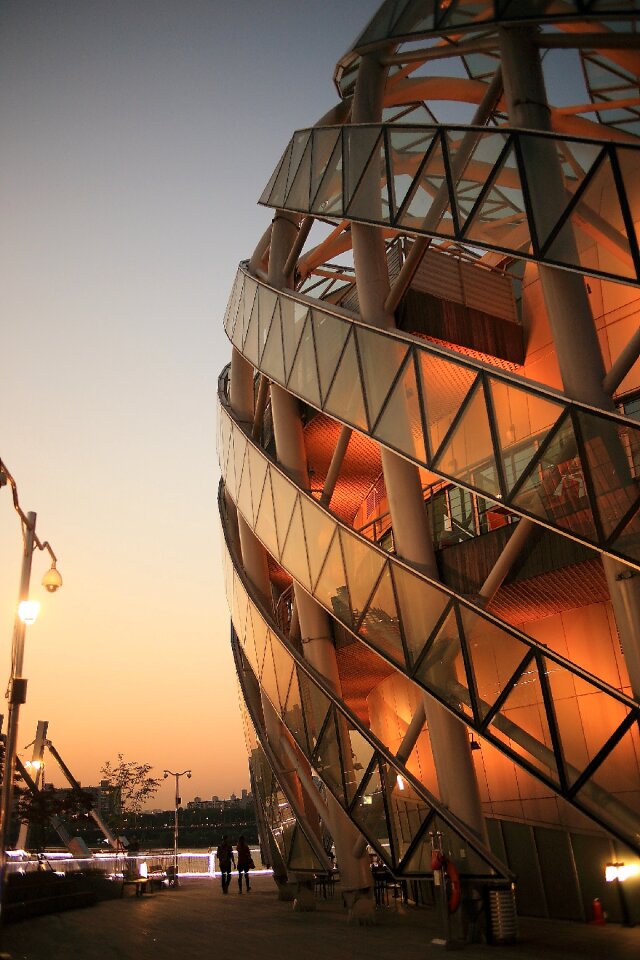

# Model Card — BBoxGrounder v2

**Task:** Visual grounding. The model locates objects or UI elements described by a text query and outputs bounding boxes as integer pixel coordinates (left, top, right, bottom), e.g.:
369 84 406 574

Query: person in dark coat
217 835 235 894
236 835 253 893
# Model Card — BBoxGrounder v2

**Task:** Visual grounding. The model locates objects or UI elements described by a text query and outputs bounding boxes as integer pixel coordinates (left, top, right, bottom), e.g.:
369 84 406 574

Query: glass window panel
374 354 426 463
252 611 270 682
432 380 501 497
223 270 243 338
310 128 342 209
286 315 321 409
242 290 260 366
350 760 392 865
355 325 408 428
266 140 293 208
344 127 385 208
343 726 376 806
285 138 313 211
247 444 268 528
345 133 391 225
298 669 332 754
281 498 312 590
616 146 640 269
260 635 281 710
414 607 474 720
232 573 248 648
453 131 510 228
313 709 347 807
311 309 351 405
576 410 640 540
463 150 532 255
288 825 325 872
242 604 260 677
281 299 310 382
259 141 291 205
311 133 344 216
397 137 455 236
511 413 598 541
283 670 310 755
270 635 295 713
360 563 406 667
300 496 336 590
235 445 253 525
401 829 437 874
259 301 285 385
459 607 531 721
340 529 386 626
257 285 278 365
612 499 640 564
284 130 312 200
489 378 564 493
235 278 256 350
487 659 560 785
314 530 352 628
388 128 436 218
417 351 477 461
392 565 450 667
427 813 491 876
324 332 368 431
254 470 279 559
382 761 431 867
269 468 299 558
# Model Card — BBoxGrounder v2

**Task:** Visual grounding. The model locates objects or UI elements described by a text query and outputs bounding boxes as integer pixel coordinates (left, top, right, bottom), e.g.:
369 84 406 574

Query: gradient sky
0 0 375 809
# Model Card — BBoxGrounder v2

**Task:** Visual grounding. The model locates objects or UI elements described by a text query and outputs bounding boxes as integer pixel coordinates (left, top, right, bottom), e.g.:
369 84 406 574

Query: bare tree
100 754 161 828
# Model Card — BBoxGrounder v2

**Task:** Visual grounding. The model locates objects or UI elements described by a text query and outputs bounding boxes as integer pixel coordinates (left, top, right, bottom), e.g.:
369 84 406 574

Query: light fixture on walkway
163 769 192 887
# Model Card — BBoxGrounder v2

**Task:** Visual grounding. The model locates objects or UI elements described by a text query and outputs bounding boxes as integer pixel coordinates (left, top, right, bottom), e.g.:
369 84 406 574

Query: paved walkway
2 874 638 960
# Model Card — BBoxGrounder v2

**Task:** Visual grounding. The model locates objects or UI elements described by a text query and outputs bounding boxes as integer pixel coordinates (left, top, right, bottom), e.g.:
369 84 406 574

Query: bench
122 877 148 897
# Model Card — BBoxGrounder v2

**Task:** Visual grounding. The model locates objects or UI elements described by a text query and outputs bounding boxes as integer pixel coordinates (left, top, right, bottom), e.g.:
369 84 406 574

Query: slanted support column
500 25 640 700
351 52 487 843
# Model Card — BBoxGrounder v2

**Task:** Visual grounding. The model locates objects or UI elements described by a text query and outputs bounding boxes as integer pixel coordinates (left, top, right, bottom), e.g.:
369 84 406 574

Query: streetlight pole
163 769 191 887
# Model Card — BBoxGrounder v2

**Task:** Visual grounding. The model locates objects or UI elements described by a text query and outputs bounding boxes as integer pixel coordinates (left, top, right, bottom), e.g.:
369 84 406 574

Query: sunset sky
0 0 374 810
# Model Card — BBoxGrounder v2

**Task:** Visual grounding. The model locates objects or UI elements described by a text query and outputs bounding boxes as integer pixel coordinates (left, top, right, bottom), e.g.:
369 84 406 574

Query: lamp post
0 461 62 936
163 769 191 887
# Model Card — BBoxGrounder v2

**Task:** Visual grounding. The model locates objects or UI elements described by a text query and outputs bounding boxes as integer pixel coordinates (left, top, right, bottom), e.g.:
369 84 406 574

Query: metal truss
218 379 640 856
224 263 640 570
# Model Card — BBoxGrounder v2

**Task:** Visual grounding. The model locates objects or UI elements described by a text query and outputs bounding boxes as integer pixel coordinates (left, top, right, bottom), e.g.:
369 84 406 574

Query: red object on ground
590 898 606 925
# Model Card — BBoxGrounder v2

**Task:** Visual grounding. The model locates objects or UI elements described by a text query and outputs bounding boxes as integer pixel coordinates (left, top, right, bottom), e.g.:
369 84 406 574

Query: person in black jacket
217 836 235 894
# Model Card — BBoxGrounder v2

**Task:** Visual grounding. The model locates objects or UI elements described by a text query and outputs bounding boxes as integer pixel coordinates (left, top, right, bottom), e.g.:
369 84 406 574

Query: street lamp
0 460 62 934
163 769 191 887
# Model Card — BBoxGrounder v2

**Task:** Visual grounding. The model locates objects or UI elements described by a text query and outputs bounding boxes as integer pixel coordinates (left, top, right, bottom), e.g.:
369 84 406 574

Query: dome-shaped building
218 0 640 927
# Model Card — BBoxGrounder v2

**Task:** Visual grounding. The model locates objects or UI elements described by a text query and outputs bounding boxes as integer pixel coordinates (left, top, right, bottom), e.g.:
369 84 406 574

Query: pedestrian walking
236 835 254 893
217 835 235 894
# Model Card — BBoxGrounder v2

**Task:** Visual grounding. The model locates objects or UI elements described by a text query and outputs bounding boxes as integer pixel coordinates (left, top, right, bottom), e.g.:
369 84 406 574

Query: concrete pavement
2 874 639 960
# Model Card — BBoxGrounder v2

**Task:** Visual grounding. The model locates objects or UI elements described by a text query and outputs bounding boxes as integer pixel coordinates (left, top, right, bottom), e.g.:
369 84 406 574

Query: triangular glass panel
260 142 291 205
324 330 368 431
311 131 344 216
432 379 501 497
270 634 295 714
486 657 561 786
344 127 385 208
458 607 531 723
463 141 532 254
381 760 432 867
612 498 640 564
453 131 509 226
254 470 279 559
232 574 249 648
400 824 438 874
615 145 640 273
339 529 385 627
234 277 257 351
350 758 392 864
392 565 450 668
489 377 565 494
345 131 391 224
223 270 243 339
284 130 312 203
397 135 455 236
312 708 347 807
287 314 321 409
360 563 406 667
575 409 640 541
283 669 310 756
257 285 278 364
310 127 342 209
260 300 286 385
298 669 332 754
281 498 312 590
252 613 270 683
235 444 253 524
285 135 313 211
314 529 352 628
355 325 409 429
343 726 376 806
281 298 310 381
417 351 477 463
427 814 494 876
544 656 633 789
511 412 598 541
269 468 299 558
232 429 248 511
311 309 351 405
545 152 636 280
300 496 336 590
388 128 437 220
266 140 294 208
260 635 281 709
374 353 426 463
247 444 269 528
242 288 260 366
287 824 325 872
414 606 475 721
